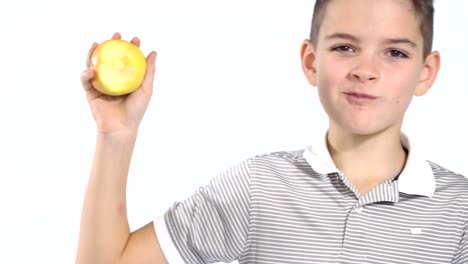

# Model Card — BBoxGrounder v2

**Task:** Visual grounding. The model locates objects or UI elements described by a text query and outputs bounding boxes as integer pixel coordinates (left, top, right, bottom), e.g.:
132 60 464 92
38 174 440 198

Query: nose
350 56 379 82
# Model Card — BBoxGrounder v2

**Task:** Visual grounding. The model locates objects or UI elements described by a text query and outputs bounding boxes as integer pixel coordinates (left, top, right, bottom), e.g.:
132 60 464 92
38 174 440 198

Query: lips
343 91 378 105
344 92 377 99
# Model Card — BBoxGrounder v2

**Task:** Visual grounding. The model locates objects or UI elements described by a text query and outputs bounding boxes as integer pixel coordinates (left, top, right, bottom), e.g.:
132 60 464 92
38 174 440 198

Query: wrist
96 129 138 143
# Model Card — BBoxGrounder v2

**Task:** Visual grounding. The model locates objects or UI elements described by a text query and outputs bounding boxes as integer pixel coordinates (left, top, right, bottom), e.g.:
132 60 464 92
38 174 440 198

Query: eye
332 45 355 53
387 49 408 59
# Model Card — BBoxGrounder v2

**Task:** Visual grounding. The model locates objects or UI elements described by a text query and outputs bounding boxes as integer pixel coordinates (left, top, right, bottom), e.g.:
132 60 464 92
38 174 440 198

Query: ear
414 51 441 96
301 39 318 87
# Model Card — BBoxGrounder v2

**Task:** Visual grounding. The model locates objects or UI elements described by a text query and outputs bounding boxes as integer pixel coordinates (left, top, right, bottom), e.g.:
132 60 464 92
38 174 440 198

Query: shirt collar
303 131 436 198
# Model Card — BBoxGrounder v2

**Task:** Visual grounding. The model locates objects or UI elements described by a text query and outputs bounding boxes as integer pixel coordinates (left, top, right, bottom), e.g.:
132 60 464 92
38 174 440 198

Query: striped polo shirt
154 133 468 263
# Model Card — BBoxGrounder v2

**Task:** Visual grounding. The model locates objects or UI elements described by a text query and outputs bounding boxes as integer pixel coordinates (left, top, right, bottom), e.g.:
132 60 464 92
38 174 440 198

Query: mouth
343 92 378 105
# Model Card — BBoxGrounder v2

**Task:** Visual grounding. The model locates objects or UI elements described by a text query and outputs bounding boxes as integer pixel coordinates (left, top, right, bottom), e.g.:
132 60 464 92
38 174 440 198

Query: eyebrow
325 33 360 43
325 33 418 48
382 38 418 48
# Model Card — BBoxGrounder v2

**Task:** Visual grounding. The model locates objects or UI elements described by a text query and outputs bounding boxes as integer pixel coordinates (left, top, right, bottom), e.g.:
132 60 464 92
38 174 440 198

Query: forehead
319 0 422 45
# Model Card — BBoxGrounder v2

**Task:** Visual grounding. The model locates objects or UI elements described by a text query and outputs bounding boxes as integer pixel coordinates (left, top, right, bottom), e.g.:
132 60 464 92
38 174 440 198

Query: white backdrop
1 0 467 263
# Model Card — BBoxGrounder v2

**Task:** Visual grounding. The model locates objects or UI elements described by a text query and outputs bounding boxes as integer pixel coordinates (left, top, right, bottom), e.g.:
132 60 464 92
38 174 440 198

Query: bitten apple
90 39 147 96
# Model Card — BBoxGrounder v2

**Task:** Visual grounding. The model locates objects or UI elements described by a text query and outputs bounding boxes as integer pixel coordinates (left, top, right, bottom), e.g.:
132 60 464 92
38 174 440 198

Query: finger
130 37 140 47
80 68 102 99
80 68 94 90
86 42 99 68
141 51 157 95
112 32 121 40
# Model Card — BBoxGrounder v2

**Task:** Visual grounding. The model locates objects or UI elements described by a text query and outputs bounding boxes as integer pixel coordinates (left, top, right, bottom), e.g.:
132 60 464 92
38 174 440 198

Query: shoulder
427 160 468 196
245 148 315 176
428 160 468 184
246 149 310 169
250 149 306 162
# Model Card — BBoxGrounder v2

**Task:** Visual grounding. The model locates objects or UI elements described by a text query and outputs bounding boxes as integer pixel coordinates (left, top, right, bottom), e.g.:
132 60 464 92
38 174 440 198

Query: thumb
80 68 102 100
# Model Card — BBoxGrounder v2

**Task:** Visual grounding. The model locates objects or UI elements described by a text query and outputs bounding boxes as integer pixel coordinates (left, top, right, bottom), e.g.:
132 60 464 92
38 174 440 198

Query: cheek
315 58 349 114
386 71 420 106
316 57 347 90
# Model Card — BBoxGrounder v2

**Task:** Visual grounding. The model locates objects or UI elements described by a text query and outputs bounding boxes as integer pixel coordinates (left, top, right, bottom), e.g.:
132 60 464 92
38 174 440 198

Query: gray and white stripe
164 150 468 264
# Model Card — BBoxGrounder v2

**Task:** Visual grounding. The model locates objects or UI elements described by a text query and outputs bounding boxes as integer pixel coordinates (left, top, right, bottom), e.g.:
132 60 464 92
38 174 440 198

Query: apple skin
90 39 147 96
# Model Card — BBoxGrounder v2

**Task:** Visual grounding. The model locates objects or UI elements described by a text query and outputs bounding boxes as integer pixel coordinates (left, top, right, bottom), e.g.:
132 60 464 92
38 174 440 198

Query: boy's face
301 0 440 136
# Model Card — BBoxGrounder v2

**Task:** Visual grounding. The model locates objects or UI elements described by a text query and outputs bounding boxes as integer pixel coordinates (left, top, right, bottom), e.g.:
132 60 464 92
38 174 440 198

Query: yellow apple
90 39 147 96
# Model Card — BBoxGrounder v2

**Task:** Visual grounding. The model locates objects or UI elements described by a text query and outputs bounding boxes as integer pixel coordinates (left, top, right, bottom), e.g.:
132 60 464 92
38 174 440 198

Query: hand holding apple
80 33 157 135
90 38 147 96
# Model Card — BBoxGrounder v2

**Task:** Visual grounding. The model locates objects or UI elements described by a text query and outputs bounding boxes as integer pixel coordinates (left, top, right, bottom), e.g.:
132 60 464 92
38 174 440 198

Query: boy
76 0 468 263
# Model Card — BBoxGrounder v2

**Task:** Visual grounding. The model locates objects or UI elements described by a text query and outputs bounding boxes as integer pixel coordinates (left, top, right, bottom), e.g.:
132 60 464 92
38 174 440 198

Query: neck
327 125 408 182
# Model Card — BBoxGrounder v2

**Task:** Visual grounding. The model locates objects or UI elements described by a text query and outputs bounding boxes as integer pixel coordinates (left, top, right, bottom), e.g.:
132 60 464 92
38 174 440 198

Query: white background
1 0 467 263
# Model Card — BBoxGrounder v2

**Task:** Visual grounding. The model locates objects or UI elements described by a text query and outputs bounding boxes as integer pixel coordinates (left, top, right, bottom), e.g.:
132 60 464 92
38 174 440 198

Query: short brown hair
309 0 434 58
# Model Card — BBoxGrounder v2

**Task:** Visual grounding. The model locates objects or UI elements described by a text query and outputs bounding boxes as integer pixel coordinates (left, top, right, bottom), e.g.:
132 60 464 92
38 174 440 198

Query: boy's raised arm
75 33 167 264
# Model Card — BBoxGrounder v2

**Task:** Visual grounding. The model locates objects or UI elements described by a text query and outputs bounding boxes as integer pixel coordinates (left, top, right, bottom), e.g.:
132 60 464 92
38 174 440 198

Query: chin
337 120 391 137
328 110 401 137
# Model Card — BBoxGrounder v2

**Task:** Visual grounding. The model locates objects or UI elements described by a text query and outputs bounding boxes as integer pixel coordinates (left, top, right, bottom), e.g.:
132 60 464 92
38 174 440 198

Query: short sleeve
160 159 252 264
451 217 468 264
